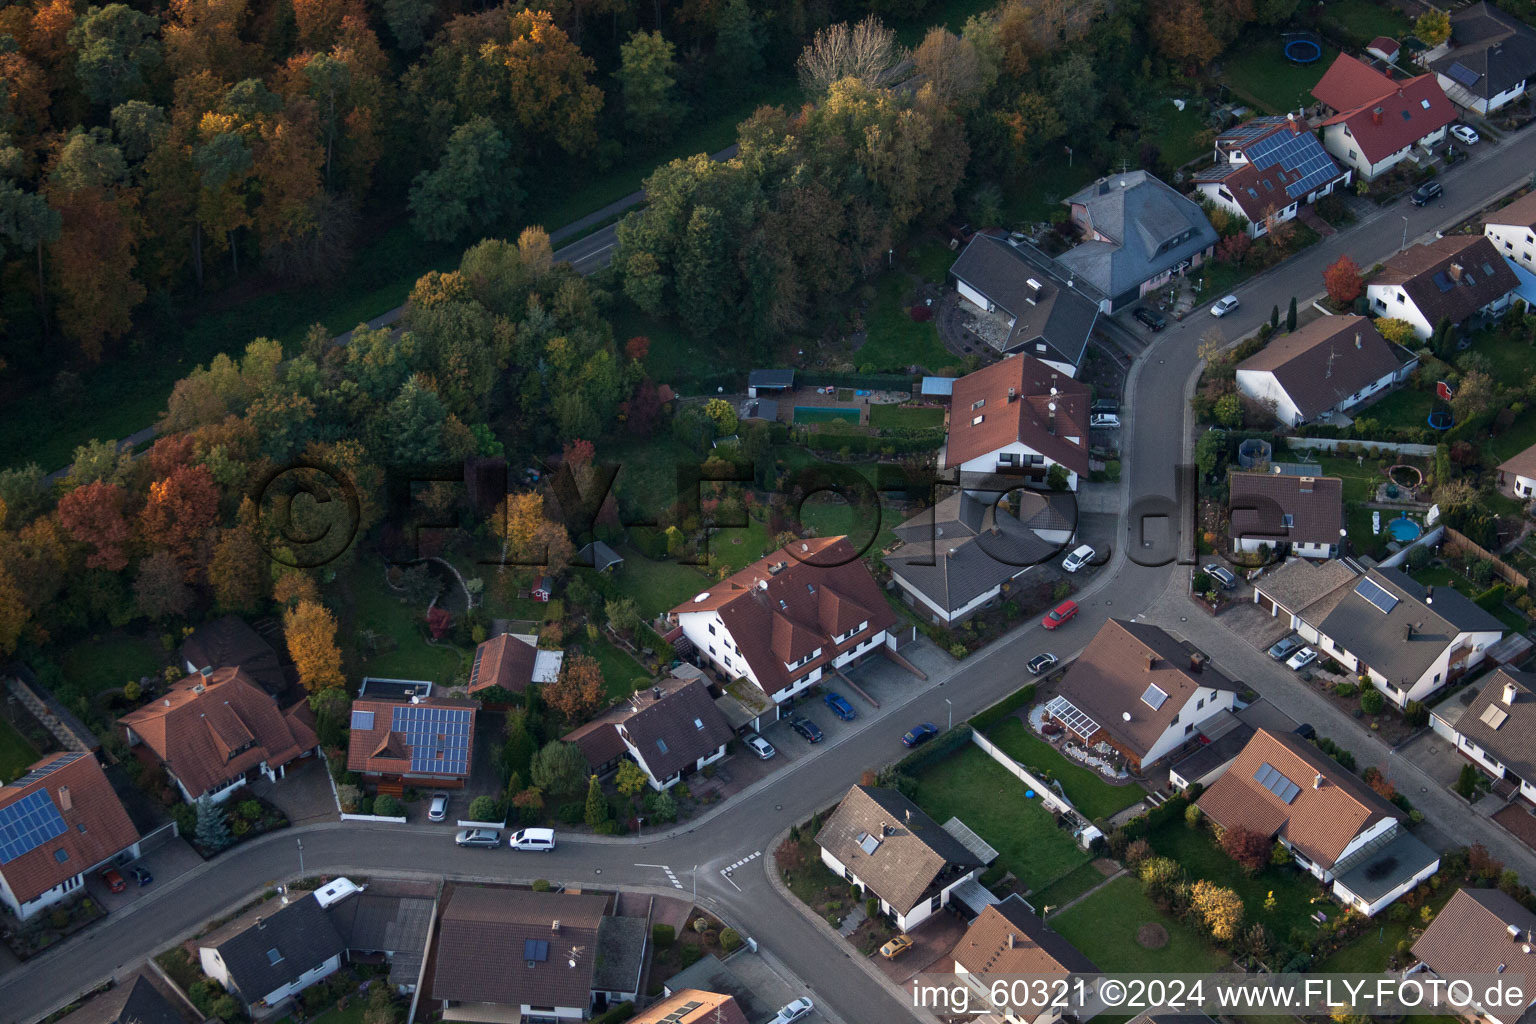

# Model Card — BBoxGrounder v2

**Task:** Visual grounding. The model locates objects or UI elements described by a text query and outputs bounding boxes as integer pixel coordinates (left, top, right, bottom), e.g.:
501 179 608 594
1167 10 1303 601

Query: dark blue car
903 723 939 748
823 692 856 721
790 717 823 743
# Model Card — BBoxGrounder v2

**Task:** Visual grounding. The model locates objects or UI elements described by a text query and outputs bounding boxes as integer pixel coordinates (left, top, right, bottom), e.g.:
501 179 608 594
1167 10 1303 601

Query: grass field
1031 861 1112 909
60 633 166 697
1149 99 1215 170
348 566 468 684
710 514 772 573
578 636 650 700
1000 160 1095 227
615 549 709 620
910 241 959 286
1364 388 1436 431
797 495 900 555
857 272 954 374
912 744 1091 894
608 298 740 392
1319 0 1412 42
1489 404 1536 463
1222 36 1339 114
793 407 862 426
1050 874 1228 972
987 718 1145 822
0 718 39 784
868 405 944 430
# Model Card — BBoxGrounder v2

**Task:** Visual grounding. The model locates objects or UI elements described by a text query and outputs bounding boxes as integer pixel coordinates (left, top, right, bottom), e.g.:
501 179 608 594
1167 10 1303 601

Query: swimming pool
793 406 860 425
1386 516 1422 542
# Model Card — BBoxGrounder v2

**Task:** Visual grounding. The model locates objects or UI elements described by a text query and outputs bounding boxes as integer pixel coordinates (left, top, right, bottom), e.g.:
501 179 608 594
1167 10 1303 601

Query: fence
969 728 1103 849
1443 527 1531 590
1286 437 1438 457
796 371 920 391
1377 525 1445 568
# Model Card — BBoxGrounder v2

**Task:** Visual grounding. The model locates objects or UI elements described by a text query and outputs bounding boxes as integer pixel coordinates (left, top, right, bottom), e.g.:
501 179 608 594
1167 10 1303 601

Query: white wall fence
340 813 409 823
1377 524 1446 568
1287 437 1438 457
969 728 1102 847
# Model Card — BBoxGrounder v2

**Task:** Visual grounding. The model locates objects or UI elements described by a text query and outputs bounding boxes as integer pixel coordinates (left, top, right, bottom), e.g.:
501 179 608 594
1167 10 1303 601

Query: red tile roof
631 990 749 1024
0 753 141 905
1313 55 1457 165
944 355 1091 476
1312 53 1398 112
1369 36 1400 58
346 695 478 779
668 537 895 700
117 668 316 800
468 633 538 694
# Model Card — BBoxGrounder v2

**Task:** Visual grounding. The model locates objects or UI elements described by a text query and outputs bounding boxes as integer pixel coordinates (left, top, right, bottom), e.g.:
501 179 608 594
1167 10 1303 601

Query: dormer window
971 415 984 426
972 399 985 411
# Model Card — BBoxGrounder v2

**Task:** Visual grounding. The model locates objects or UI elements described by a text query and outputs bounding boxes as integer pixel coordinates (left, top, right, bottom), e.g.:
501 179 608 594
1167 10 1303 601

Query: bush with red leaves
909 305 933 322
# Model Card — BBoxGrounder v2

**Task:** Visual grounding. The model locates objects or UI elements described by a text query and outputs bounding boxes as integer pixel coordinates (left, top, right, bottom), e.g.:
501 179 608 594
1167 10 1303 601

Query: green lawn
1320 0 1413 42
1149 99 1215 171
1000 160 1095 227
911 241 959 286
1145 817 1324 941
868 405 944 430
1312 455 1386 502
1411 566 1528 633
613 549 709 621
348 565 469 684
0 717 40 784
1050 874 1228 972
793 407 861 425
1031 861 1111 909
710 514 772 573
609 299 740 393
798 495 899 556
1467 327 1536 383
912 744 1091 894
1363 388 1436 431
857 272 954 374
987 718 1145 822
578 636 650 701
1489 404 1536 463
60 633 166 697
1222 36 1340 114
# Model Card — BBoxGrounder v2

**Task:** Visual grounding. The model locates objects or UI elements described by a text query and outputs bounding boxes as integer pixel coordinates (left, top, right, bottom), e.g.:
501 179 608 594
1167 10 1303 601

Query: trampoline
1387 516 1422 542
1285 37 1322 64
1427 410 1453 430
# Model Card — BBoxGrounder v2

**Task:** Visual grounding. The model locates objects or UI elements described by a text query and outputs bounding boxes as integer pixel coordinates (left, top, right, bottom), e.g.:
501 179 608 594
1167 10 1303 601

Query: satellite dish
1122 712 1132 722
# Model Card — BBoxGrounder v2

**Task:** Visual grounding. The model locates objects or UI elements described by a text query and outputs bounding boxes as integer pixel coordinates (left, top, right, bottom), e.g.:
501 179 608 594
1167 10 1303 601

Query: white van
509 827 556 852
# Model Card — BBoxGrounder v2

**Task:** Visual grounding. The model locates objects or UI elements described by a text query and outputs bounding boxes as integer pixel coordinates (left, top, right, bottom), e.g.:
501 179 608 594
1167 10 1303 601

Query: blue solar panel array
1239 121 1343 202
0 790 67 864
13 753 85 788
1447 62 1482 88
392 704 472 775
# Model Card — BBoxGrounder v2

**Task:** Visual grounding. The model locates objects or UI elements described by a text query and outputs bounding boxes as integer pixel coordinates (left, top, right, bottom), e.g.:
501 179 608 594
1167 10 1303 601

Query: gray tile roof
1333 828 1439 905
592 915 648 993
1314 568 1504 688
56 974 187 1024
617 679 734 783
950 235 1101 366
204 895 346 1003
327 891 435 988
1253 557 1359 614
1451 668 1536 783
1059 172 1220 300
816 786 983 914
1235 315 1412 422
885 491 1072 614
748 370 795 389
1431 2 1536 101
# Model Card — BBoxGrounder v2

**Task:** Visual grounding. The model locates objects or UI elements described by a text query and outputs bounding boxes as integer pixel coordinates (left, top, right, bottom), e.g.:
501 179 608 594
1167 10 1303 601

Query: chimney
1189 652 1205 673
1450 263 1464 282
947 547 957 559
552 920 561 933
652 686 662 702
1008 933 1016 949
1355 333 1362 349
1405 623 1415 640
1145 652 1157 671
256 917 265 930
1314 773 1324 790
1008 386 1017 401
1510 925 1523 940
1505 681 1519 706
1372 106 1384 126
1025 279 1043 304
58 786 71 812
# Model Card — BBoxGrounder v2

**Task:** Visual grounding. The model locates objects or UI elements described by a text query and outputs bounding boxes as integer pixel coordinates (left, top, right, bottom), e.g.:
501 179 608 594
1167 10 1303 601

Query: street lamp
1402 215 1409 250
637 816 644 839
692 865 698 901
1065 145 1073 167
945 699 953 731
296 838 304 879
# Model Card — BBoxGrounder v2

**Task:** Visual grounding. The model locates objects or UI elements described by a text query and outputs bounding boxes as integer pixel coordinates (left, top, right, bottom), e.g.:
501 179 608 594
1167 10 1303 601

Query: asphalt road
17 134 1536 1024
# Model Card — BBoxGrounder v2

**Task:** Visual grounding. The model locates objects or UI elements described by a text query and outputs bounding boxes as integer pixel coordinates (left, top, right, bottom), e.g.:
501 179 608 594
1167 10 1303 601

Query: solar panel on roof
14 753 86 788
0 790 67 864
391 704 472 775
1354 576 1400 614
1482 704 1510 729
1253 762 1300 803
1141 684 1169 711
1240 126 1344 203
1448 62 1482 87
350 709 375 731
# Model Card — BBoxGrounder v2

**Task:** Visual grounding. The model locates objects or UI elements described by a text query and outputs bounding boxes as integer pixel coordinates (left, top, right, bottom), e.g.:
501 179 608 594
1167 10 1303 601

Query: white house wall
959 440 1081 491
1235 369 1304 426
677 609 763 691
1486 223 1536 273
891 570 1002 625
1140 686 1238 766
1334 855 1440 916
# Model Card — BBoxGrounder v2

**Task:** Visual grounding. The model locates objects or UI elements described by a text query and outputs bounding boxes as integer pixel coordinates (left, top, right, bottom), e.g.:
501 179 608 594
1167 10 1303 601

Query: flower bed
1 893 106 960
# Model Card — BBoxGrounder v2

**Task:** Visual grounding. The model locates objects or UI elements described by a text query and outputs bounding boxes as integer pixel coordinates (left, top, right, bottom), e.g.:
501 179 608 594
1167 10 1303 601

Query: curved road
16 133 1536 1024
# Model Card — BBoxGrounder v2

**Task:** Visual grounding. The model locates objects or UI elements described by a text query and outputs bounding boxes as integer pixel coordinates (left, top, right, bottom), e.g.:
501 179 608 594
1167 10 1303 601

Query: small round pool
1285 38 1322 64
1387 516 1422 542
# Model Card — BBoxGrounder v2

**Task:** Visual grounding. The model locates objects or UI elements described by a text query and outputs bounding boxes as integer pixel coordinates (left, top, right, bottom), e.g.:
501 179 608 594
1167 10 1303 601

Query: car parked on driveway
100 867 126 893
1451 124 1480 145
1410 181 1443 206
1210 294 1240 317
823 692 856 721
880 934 914 959
745 733 776 759
129 865 153 886
1028 653 1058 675
1268 634 1304 661
1286 647 1318 671
1090 413 1121 429
1062 545 1096 572
1043 600 1079 630
428 791 449 822
768 998 815 1024
1133 306 1167 331
789 717 823 743
1202 564 1237 589
903 722 939 748
455 828 501 849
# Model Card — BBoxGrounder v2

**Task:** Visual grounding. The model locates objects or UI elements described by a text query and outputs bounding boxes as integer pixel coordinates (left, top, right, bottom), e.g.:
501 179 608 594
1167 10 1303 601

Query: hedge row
1117 794 1191 842
592 1002 635 1024
802 429 946 455
969 683 1038 733
1476 583 1509 612
893 725 973 774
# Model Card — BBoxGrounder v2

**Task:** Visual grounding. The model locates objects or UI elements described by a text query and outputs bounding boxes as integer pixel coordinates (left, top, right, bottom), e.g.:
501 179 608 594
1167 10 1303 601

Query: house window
708 623 716 635
1196 697 1205 710
1348 150 1357 159
724 656 732 668
972 415 984 426
1186 723 1195 735
708 646 716 655
972 399 985 411
998 453 1018 466
1282 514 1294 528
931 894 942 911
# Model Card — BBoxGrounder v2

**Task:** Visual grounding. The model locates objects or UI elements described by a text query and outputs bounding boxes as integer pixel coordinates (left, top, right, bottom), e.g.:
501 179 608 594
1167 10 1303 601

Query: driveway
85 837 204 914
247 755 337 825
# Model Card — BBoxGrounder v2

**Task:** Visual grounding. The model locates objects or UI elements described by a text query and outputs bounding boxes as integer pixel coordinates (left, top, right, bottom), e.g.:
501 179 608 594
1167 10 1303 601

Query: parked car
455 828 502 849
768 998 815 1024
1028 653 1058 675
823 692 857 721
745 733 776 759
428 791 449 822
1090 413 1121 429
1043 600 1079 630
1268 634 1304 661
880 934 914 959
509 828 556 852
790 717 823 743
1451 124 1480 145
1210 294 1240 317
1132 306 1167 331
1285 647 1318 671
1062 544 1096 572
1091 398 1120 414
1293 722 1316 740
129 865 153 886
100 867 126 893
902 722 939 748
1202 564 1238 589
1410 181 1443 206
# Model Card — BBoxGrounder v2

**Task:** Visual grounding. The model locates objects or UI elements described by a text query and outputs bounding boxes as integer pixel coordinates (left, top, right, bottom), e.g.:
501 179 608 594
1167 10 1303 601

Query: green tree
604 597 640 635
1415 9 1451 47
501 708 538 782
1270 305 1279 329
0 181 62 332
530 740 588 797
615 759 649 797
379 377 449 465
583 774 607 827
1196 429 1226 478
194 795 233 851
69 5 162 108
618 31 681 141
1360 688 1385 715
703 398 738 435
1286 297 1297 332
1214 393 1243 428
712 0 763 84
409 116 519 243
382 0 434 51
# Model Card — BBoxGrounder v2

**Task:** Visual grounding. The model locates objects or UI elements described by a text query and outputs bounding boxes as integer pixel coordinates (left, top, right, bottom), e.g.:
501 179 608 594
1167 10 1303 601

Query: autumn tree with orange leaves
140 463 220 579
543 653 606 724
1324 254 1365 306
284 599 346 692
57 480 134 571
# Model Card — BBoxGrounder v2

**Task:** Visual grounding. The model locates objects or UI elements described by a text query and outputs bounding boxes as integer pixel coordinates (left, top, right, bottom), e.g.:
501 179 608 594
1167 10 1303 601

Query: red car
100 867 126 893
1042 600 1079 630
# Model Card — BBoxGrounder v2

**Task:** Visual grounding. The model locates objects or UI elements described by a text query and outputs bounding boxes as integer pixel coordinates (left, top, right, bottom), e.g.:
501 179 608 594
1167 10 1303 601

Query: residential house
591 915 649 1008
1367 235 1520 339
54 972 192 1024
614 679 734 790
816 786 985 932
1228 472 1345 558
1431 668 1536 806
885 490 1076 625
1057 171 1219 312
949 234 1102 373
1044 619 1238 771
746 369 794 398
199 893 347 1015
629 990 749 1024
346 695 477 793
532 577 554 602
1198 728 1439 916
0 753 141 921
1167 699 1300 792
181 614 287 698
1411 887 1536 1024
1253 561 1504 705
118 667 317 804
1484 190 1536 275
666 537 895 712
578 541 625 574
1428 2 1536 114
325 879 438 994
1367 37 1401 65
1496 442 1536 498
1234 314 1418 426
1193 116 1351 238
1311 54 1457 180
467 632 564 696
428 885 610 1021
951 895 1097 1024
940 355 1091 491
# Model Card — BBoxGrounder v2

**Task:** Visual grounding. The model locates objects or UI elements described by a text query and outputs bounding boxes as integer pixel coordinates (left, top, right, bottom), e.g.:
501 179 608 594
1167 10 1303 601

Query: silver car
1285 647 1318 671
768 998 815 1024
428 792 449 822
745 733 776 759
455 828 501 849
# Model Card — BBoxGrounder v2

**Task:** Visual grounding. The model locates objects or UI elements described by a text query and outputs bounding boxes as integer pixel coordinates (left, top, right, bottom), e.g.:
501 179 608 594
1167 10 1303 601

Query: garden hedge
893 725 973 774
969 683 1037 733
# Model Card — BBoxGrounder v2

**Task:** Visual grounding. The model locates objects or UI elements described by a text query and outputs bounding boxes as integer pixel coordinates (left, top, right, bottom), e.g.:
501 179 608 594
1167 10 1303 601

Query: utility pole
1402 215 1409 250
297 838 304 878
945 699 953 731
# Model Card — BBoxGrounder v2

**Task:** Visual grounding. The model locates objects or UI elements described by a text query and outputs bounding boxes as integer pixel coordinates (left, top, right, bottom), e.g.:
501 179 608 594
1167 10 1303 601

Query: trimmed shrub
593 1003 635 1024
532 879 552 892
373 794 402 817
720 927 742 952
652 924 675 948
467 795 502 822
970 684 1037 732
1360 688 1386 715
